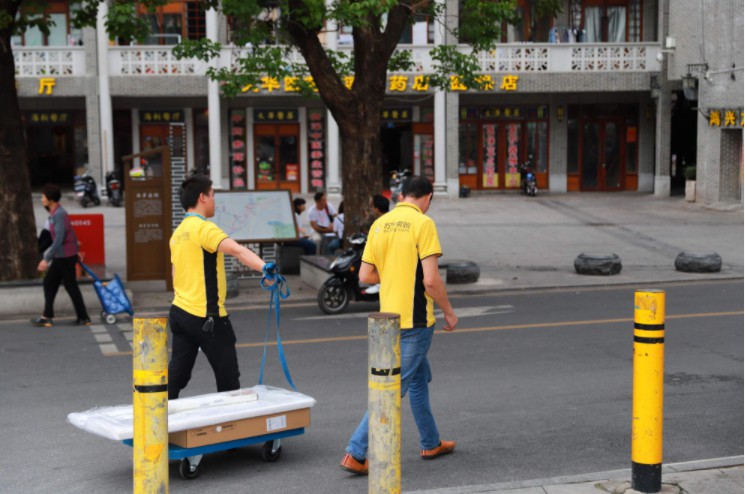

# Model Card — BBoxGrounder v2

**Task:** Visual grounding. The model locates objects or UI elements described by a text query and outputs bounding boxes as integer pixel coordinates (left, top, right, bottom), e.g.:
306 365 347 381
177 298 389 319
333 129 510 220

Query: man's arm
310 220 333 234
421 255 458 331
218 238 266 272
359 261 380 284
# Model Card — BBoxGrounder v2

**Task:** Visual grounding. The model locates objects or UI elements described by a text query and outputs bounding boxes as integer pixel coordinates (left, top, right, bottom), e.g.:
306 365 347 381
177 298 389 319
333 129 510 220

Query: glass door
580 120 624 191
602 121 623 190
581 122 600 190
254 124 300 193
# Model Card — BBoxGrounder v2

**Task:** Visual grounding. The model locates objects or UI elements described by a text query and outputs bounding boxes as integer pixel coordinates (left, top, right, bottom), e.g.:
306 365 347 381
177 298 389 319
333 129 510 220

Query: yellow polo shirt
362 202 442 329
170 214 229 317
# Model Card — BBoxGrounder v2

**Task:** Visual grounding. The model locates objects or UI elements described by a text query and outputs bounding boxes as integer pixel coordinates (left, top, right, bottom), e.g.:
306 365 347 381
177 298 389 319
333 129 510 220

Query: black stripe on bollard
133 384 168 393
371 367 402 376
632 461 661 493
634 322 666 331
633 336 665 344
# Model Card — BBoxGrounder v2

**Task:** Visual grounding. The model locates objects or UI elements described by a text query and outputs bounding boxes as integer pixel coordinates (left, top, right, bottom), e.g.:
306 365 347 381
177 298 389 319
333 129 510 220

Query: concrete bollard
133 317 169 494
632 290 666 493
368 312 402 494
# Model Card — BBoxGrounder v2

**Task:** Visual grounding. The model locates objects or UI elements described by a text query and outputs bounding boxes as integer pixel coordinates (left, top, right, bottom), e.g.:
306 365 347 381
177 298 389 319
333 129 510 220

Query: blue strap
258 272 295 390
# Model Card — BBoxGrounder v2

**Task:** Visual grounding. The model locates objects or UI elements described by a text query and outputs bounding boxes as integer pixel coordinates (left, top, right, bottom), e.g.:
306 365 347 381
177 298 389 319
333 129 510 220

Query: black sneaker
75 318 92 326
31 316 53 327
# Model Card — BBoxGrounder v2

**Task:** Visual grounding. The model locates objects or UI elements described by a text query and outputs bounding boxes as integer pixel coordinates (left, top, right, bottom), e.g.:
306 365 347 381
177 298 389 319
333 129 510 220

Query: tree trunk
0 35 40 281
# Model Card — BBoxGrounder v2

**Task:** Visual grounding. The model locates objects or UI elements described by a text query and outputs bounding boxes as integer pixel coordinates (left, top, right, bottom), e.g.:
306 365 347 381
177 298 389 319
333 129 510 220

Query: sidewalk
406 457 743 494
8 190 743 317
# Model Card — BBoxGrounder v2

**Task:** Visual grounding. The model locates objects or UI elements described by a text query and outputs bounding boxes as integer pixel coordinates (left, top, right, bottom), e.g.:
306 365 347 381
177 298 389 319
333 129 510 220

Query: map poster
212 190 299 242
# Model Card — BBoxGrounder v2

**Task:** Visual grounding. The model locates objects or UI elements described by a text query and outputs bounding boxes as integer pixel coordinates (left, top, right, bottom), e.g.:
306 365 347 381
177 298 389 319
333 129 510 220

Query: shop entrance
381 123 412 185
580 119 625 191
25 111 86 187
254 124 300 193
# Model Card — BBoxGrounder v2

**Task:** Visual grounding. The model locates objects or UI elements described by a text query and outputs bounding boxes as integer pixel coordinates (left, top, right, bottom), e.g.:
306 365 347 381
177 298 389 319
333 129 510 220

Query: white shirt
333 213 344 239
308 202 337 236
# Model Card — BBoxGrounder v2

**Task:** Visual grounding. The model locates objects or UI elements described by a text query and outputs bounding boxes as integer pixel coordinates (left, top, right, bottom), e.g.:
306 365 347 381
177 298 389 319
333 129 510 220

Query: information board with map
212 190 298 242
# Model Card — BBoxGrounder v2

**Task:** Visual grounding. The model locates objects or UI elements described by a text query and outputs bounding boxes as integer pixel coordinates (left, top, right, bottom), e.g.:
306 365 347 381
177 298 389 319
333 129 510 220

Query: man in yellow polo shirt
168 174 270 399
340 175 459 475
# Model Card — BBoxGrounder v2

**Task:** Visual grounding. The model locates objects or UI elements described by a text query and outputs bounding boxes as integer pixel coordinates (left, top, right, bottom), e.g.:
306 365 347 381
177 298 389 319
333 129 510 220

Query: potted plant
684 165 696 202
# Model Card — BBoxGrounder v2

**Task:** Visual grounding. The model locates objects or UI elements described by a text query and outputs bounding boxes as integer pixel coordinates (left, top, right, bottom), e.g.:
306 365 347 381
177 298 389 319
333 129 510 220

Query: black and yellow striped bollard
631 289 665 493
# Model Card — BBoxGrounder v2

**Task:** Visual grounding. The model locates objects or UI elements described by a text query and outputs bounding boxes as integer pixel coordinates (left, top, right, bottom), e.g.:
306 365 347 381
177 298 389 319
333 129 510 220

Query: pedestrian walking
31 183 91 327
168 174 273 399
340 175 459 475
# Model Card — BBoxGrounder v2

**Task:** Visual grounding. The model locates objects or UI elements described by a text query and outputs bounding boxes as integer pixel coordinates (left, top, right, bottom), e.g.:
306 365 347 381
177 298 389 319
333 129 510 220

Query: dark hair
293 197 306 213
372 194 389 213
180 174 212 210
338 201 344 215
313 191 325 202
41 183 61 202
401 175 433 199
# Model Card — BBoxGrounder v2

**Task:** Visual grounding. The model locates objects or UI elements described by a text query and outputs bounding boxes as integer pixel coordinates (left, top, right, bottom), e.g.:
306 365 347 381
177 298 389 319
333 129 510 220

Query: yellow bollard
631 290 665 493
133 317 169 494
368 313 402 494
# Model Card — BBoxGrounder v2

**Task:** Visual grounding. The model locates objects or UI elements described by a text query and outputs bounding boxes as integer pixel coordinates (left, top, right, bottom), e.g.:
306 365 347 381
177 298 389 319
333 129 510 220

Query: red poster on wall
286 164 299 182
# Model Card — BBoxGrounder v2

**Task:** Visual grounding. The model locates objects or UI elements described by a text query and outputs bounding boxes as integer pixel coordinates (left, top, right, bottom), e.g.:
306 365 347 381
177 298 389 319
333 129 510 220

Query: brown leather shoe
420 440 456 459
340 453 368 475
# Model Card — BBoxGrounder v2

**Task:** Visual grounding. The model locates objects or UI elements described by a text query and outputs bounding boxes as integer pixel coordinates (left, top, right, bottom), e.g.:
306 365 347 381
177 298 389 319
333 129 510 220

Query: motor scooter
317 233 379 314
73 170 101 208
106 171 123 207
382 169 411 205
518 157 537 197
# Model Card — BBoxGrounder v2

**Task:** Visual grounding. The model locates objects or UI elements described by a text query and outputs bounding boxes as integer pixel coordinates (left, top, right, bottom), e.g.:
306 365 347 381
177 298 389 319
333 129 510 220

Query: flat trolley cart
67 386 315 480
123 426 306 479
79 261 133 324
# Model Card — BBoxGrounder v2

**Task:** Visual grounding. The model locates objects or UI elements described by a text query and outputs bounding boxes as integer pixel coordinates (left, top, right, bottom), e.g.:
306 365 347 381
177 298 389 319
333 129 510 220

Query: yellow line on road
104 310 742 356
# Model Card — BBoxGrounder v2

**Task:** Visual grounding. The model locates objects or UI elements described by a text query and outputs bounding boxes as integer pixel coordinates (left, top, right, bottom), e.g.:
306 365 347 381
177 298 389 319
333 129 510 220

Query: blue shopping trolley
79 261 133 324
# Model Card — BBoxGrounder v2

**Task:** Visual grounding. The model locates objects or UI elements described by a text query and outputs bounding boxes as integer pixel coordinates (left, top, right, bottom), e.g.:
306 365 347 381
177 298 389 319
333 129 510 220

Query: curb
403 456 744 494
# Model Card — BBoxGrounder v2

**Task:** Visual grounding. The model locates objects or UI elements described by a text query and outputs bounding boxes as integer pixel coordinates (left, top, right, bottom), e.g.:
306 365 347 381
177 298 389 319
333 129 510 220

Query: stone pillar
549 95 568 193
206 8 223 188
325 1 341 197
96 3 114 187
654 0 671 197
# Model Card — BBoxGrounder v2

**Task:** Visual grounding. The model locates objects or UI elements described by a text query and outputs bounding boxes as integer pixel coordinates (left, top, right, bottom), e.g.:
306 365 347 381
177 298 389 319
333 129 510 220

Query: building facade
13 0 744 204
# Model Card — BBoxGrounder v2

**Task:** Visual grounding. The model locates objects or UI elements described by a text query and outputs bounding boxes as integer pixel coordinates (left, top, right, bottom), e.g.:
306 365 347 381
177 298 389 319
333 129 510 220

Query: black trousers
43 256 89 320
167 305 241 400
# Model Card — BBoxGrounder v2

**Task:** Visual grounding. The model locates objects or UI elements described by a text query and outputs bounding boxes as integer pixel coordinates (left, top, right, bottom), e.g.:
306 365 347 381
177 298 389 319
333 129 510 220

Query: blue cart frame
123 427 305 479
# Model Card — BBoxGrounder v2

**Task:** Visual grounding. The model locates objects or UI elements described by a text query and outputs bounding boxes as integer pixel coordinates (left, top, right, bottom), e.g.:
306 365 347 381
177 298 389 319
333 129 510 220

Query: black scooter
317 233 379 314
106 171 123 207
73 171 101 208
518 156 537 197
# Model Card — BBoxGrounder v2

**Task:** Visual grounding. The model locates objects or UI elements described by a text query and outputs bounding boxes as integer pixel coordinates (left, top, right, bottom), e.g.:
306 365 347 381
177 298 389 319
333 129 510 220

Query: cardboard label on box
169 408 310 448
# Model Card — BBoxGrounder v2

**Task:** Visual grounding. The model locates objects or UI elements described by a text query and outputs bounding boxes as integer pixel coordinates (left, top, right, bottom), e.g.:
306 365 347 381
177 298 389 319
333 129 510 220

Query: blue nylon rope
258 271 295 390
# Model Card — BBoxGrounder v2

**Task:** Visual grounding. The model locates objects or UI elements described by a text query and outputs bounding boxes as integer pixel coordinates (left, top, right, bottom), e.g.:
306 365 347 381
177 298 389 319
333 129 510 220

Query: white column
131 109 140 152
96 3 114 184
432 0 447 193
206 8 223 188
324 0 341 196
184 108 195 173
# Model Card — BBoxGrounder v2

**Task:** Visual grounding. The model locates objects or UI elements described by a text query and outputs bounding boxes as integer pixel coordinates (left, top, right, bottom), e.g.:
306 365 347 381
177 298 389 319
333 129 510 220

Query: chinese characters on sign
38 78 56 95
381 109 411 121
308 111 326 191
26 112 70 124
708 109 745 127
254 109 298 122
505 124 521 188
239 74 519 94
139 111 184 123
230 110 248 190
482 125 497 188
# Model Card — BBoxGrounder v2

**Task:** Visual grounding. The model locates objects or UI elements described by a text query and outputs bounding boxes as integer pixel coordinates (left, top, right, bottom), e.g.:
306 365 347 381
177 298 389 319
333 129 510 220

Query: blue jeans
346 326 440 459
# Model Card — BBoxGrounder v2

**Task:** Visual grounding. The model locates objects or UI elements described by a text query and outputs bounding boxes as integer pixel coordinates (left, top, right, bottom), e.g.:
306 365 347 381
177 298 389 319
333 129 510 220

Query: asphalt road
1 280 742 493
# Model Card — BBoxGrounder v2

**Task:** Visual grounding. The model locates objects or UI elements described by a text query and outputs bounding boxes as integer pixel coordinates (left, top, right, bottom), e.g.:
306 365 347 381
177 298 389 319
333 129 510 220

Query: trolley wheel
261 440 282 462
104 313 117 325
100 311 107 322
179 458 200 480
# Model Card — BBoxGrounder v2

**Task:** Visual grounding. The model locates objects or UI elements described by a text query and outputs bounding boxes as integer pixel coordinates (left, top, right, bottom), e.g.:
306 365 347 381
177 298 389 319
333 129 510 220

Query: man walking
340 175 459 475
168 174 271 399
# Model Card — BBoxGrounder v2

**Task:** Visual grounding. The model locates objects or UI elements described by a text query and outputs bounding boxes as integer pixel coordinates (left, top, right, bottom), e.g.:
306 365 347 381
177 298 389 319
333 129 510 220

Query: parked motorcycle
73 170 101 208
106 171 123 207
317 233 379 314
382 169 411 205
518 157 537 197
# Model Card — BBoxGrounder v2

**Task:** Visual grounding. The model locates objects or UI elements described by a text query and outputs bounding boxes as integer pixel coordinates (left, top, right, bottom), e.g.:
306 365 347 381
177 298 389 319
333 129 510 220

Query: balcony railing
107 42 661 77
13 47 86 77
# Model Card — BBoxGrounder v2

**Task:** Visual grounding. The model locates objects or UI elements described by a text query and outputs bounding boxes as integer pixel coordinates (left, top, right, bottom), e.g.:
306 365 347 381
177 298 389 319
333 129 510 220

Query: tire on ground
574 253 622 276
442 260 480 284
674 251 722 273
